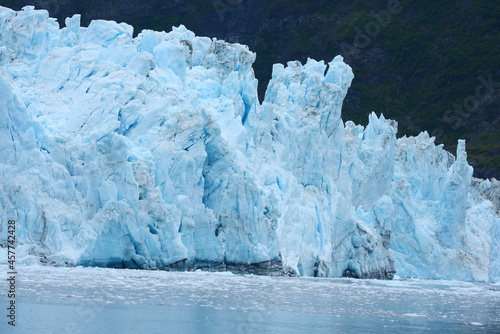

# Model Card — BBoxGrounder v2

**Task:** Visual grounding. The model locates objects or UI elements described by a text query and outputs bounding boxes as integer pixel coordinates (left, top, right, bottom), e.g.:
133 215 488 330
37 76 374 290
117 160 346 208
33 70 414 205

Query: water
1 266 499 333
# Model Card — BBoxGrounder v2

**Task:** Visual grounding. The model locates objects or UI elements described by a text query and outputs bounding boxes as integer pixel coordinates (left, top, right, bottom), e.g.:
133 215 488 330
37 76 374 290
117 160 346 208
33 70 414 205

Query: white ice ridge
0 6 498 282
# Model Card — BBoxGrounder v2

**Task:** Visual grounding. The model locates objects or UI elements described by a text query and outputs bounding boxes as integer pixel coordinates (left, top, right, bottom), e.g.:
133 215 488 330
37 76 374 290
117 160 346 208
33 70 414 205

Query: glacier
0 6 498 282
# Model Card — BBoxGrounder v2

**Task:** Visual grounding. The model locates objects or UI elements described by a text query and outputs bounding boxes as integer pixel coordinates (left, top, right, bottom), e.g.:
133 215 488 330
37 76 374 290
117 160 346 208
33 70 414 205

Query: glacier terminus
0 6 499 283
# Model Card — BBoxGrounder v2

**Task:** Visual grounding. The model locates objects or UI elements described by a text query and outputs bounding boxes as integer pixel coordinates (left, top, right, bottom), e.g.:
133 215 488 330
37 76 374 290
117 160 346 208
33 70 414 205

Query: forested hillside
2 0 499 178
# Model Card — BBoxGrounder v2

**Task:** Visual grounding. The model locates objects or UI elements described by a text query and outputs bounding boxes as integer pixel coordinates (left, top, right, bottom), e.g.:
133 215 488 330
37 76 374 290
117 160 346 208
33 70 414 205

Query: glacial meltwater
1 265 499 333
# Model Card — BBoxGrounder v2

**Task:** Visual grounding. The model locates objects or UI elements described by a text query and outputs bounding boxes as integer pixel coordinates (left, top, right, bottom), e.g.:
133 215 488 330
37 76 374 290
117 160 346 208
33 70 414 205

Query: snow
0 6 498 282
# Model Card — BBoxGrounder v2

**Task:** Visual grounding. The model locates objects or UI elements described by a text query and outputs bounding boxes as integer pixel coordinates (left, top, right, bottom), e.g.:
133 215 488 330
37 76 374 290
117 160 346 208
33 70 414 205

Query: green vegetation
2 0 499 177
329 0 500 176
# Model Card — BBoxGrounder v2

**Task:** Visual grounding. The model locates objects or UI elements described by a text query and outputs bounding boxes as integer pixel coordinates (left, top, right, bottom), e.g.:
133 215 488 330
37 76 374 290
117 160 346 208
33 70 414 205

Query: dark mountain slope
1 0 499 179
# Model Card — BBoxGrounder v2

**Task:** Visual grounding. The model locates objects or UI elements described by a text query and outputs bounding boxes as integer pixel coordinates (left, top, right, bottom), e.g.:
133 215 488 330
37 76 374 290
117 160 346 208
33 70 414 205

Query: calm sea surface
1 266 499 333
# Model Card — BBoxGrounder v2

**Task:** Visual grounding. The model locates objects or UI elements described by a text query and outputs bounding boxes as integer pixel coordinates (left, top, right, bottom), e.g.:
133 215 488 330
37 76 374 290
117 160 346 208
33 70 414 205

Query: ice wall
0 6 498 282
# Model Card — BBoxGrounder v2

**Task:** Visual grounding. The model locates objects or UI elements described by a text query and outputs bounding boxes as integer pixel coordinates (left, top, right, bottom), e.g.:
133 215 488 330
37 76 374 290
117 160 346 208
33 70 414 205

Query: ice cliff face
0 6 498 282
